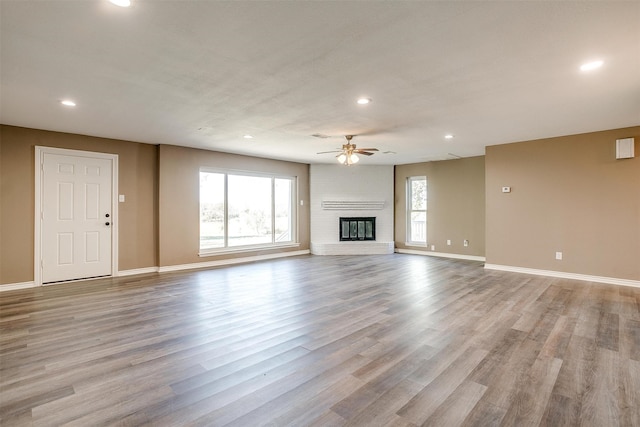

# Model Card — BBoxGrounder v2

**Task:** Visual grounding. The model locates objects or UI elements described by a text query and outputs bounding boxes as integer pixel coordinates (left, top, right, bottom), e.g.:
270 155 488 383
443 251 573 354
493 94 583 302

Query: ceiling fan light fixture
321 135 376 165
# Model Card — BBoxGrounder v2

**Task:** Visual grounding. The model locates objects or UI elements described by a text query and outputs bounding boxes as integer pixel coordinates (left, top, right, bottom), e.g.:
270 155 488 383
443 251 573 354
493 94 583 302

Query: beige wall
0 125 158 285
158 144 310 268
3 123 637 285
486 126 640 280
395 156 486 257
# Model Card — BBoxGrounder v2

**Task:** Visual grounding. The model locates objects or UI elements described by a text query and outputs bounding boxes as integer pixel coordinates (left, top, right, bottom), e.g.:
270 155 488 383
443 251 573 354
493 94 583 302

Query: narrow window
407 176 427 245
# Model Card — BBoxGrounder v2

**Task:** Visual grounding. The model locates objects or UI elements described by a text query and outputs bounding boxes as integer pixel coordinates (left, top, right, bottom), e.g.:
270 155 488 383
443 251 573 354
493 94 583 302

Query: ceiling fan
317 135 379 165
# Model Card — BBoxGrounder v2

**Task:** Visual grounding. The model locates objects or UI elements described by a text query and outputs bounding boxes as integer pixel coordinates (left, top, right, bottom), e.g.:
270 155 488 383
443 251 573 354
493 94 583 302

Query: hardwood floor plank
621 318 640 361
342 378 424 427
332 343 437 420
549 334 597 402
595 311 620 351
468 328 528 386
273 376 364 427
539 393 580 427
577 347 620 426
0 385 74 419
170 343 310 395
539 315 577 360
460 399 507 427
396 347 488 425
182 353 371 426
421 380 487 427
499 356 563 427
307 410 347 427
618 358 640 427
475 338 543 409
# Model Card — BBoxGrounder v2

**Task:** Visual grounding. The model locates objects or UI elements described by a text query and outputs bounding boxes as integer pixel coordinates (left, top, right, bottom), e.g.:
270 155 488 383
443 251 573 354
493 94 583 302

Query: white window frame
406 176 427 246
199 168 298 256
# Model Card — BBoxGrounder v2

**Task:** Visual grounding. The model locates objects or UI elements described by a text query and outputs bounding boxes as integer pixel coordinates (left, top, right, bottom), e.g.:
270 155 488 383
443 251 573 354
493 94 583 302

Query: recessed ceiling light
60 100 76 107
445 134 454 140
356 97 372 105
109 0 131 7
580 60 603 71
243 135 254 139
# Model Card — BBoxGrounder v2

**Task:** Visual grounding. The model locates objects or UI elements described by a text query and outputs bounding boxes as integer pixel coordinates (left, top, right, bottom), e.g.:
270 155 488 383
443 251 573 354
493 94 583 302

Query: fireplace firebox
339 217 376 241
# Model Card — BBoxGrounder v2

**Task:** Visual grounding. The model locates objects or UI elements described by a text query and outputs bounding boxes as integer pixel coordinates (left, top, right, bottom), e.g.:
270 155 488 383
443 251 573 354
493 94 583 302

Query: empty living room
1 1 639 426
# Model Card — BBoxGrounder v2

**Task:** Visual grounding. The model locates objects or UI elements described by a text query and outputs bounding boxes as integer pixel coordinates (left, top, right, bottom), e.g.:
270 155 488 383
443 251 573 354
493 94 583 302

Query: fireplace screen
340 217 376 241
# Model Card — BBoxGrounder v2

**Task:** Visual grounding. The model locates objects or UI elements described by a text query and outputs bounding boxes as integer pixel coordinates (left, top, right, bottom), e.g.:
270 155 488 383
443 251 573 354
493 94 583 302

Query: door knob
105 222 110 226
105 213 110 218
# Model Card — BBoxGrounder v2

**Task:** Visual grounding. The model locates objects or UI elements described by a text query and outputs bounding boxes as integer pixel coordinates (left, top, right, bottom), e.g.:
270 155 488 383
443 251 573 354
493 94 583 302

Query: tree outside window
407 176 427 245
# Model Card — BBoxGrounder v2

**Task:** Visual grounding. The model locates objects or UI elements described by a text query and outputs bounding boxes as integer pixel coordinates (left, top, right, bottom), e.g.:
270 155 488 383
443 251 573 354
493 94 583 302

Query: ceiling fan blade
316 150 342 154
356 148 379 151
355 150 375 156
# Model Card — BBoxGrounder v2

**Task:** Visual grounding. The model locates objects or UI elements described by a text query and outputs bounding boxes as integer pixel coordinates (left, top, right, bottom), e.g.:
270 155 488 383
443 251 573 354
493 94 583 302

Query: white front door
40 151 114 283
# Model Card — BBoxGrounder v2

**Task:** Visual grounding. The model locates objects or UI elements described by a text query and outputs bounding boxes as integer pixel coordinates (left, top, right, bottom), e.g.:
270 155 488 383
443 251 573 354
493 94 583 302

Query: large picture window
407 176 427 245
199 170 296 253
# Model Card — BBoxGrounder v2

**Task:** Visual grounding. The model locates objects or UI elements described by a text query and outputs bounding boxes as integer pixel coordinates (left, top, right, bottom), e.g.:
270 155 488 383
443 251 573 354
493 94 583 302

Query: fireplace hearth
339 217 376 241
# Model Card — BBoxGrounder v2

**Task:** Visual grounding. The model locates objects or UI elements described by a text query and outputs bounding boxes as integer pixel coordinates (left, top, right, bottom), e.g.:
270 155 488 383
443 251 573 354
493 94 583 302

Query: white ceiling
1 1 639 165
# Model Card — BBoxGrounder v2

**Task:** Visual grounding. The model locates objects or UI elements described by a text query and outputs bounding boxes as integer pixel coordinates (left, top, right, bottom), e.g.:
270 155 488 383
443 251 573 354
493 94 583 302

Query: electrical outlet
430 245 435 251
463 239 469 247
447 239 451 246
555 251 563 260
502 186 511 193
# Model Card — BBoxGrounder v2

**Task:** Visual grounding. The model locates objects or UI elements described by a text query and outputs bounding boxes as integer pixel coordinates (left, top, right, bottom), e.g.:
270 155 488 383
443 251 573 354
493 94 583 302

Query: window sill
199 242 300 257
405 243 428 248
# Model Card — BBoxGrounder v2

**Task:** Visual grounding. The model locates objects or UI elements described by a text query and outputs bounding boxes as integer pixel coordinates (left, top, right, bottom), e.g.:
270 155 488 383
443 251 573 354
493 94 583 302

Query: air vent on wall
616 138 635 159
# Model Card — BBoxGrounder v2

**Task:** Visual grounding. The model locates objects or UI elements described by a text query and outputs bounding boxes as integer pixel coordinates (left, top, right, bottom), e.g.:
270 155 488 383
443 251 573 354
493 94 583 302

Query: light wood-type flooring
1 254 639 426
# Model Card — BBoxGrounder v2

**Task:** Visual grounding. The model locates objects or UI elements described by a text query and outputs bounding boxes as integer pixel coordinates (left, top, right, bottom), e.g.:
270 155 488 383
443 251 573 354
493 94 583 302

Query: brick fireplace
310 165 394 255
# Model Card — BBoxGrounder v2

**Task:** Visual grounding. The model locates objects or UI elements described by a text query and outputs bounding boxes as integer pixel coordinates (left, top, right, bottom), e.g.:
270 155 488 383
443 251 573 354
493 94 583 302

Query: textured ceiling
1 1 639 165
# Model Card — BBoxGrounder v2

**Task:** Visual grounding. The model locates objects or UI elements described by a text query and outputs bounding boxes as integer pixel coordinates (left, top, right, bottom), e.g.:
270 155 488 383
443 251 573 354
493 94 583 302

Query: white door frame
35 146 119 286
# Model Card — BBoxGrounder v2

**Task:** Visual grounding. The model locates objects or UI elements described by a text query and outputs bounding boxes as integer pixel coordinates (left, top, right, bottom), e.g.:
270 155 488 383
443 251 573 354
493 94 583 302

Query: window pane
228 175 272 246
411 179 427 210
200 172 225 250
274 178 292 243
410 211 426 242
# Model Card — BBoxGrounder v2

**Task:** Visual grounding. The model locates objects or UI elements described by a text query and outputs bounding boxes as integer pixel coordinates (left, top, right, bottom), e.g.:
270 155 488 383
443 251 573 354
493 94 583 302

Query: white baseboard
0 281 37 292
117 267 159 276
396 248 486 262
484 264 640 288
158 249 311 273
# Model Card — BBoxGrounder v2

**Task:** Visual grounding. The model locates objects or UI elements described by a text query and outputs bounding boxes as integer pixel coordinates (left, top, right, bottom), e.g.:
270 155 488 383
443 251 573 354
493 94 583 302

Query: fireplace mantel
321 200 385 210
